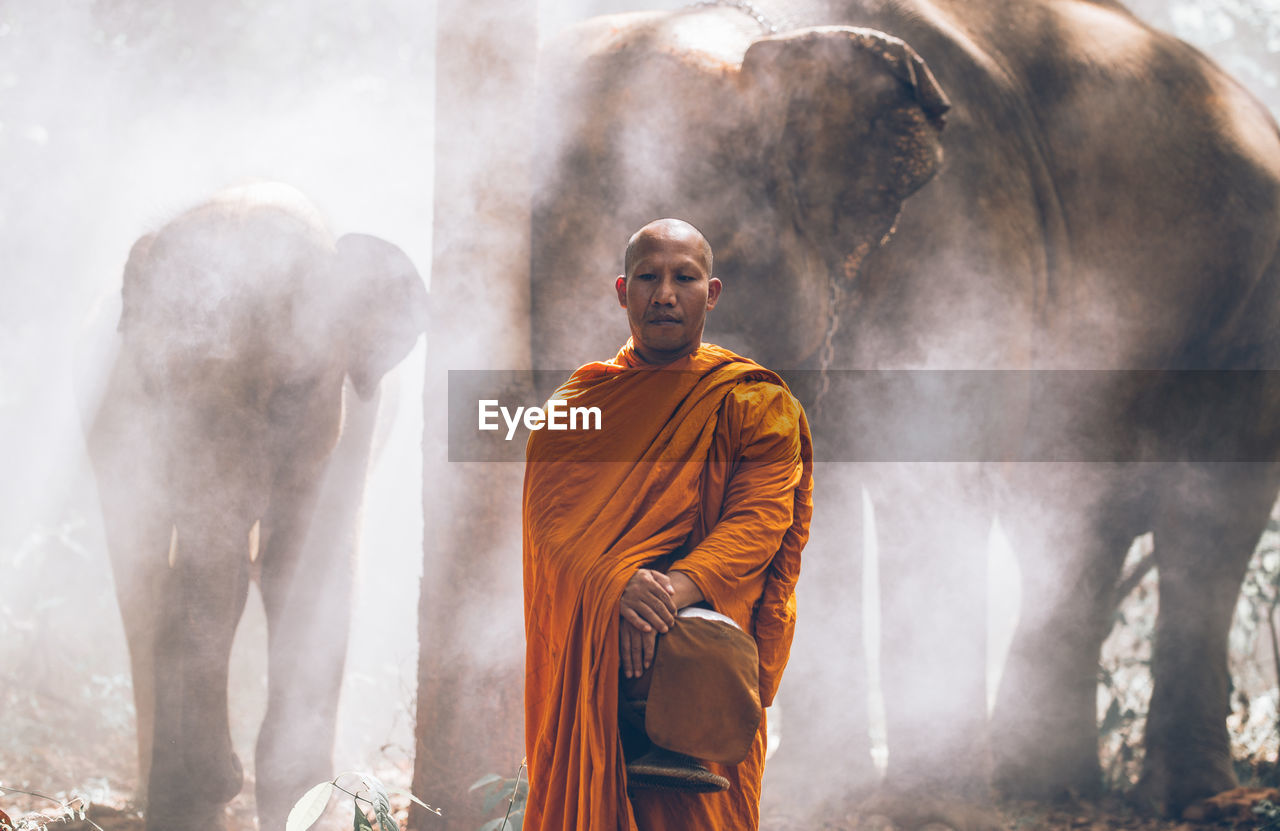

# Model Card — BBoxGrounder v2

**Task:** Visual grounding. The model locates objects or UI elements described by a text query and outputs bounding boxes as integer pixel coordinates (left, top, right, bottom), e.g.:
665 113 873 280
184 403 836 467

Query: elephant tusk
249 519 261 563
168 525 178 568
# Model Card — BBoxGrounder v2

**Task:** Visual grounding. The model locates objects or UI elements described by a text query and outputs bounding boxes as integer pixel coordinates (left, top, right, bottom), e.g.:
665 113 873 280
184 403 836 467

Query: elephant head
532 19 949 371
119 191 427 409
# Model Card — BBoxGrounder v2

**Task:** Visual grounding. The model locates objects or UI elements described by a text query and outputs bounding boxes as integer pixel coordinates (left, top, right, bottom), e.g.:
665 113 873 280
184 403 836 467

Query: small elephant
531 0 1280 820
82 183 428 831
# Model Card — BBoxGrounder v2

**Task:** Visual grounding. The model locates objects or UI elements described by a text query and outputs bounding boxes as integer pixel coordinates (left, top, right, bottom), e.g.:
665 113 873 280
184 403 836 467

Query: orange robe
522 340 813 831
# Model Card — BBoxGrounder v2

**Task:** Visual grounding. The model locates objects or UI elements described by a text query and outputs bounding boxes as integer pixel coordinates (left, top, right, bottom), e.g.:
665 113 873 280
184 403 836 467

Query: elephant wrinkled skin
82 183 428 831
532 0 1280 820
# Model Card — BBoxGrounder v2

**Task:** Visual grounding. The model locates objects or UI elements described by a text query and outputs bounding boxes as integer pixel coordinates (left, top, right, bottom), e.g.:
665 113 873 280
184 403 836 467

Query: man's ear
706 277 722 310
616 274 628 307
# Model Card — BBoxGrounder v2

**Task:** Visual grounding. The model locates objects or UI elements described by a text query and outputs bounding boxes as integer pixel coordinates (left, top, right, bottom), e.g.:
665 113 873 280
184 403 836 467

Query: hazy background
0 0 435 809
1 0 1278 821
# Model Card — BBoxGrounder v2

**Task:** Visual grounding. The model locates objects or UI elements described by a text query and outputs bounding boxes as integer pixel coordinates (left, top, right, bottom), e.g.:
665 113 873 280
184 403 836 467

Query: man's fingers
620 623 647 679
619 621 660 679
637 582 676 618
650 599 680 624
620 606 653 633
637 601 674 633
618 569 678 635
631 628 645 678
620 627 633 677
651 571 676 594
632 590 675 616
646 577 678 610
624 569 677 609
620 596 673 632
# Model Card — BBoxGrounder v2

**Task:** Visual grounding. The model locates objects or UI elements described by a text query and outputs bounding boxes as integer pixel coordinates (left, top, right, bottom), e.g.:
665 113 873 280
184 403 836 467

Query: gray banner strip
446 369 1280 463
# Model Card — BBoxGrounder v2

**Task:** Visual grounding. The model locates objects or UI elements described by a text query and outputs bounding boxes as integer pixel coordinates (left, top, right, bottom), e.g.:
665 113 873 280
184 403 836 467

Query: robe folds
522 340 813 831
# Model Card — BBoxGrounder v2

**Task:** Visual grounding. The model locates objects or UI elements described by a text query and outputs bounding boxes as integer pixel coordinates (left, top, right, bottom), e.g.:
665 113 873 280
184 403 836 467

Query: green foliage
470 759 528 831
0 785 103 831
1255 797 1280 829
286 771 440 831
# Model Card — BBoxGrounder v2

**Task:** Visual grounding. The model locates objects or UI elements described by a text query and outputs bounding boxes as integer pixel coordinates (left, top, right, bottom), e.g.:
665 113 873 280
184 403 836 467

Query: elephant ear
742 26 949 278
334 233 429 401
118 232 157 334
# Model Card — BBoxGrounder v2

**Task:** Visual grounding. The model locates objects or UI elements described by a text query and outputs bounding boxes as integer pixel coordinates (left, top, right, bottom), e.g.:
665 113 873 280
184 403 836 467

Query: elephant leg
256 554 354 830
90 367 163 807
991 464 1141 800
145 516 253 831
874 463 991 799
1133 462 1280 815
762 464 875 818
254 386 376 831
99 504 163 808
90 381 248 825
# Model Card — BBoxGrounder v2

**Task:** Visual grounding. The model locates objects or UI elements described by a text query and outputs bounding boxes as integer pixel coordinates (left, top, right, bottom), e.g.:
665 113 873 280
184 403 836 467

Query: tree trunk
411 1 534 827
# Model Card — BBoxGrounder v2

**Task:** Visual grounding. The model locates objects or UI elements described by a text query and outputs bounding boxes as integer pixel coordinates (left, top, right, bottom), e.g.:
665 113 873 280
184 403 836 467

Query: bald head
624 218 713 280
615 217 722 364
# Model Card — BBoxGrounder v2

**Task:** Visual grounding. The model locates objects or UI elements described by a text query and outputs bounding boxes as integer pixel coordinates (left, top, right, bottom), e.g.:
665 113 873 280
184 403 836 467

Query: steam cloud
2 0 1277 827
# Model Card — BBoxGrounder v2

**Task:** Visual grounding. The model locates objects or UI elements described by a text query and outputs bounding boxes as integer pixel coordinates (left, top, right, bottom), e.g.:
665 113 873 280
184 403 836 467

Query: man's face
615 229 722 364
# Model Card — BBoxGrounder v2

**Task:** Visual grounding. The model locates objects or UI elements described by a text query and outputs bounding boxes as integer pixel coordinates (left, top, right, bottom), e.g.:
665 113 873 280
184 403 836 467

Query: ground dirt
3 744 1277 831
760 789 1280 831
6 791 1270 831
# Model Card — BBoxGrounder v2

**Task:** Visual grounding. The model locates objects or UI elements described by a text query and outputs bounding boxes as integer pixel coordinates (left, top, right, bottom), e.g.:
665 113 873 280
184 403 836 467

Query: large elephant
531 0 1280 822
82 182 428 831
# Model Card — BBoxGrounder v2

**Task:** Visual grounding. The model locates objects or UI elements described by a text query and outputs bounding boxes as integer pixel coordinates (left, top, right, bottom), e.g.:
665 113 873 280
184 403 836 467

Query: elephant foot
992 749 1102 803
859 793 1004 831
144 799 227 831
144 754 240 831
1129 748 1238 818
991 705 1102 803
147 746 244 809
856 817 971 831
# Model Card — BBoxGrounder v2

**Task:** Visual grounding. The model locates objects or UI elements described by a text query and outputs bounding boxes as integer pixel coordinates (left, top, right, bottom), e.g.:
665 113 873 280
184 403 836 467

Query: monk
522 218 813 830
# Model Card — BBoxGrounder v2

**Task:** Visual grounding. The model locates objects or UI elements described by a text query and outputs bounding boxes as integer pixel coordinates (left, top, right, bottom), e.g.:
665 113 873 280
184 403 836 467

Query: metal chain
685 0 847 411
812 268 844 420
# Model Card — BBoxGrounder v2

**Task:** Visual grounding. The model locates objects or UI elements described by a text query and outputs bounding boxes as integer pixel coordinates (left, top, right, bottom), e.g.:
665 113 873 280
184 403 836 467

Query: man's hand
617 568 708 679
618 568 676 679
619 568 677 633
620 619 657 680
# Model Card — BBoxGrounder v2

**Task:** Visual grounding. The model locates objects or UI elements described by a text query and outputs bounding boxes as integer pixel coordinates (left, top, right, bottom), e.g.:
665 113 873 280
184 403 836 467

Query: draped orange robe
522 340 813 831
